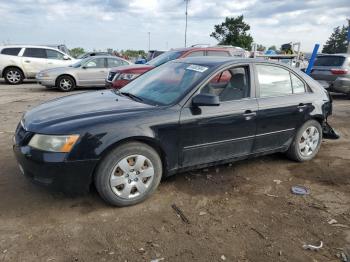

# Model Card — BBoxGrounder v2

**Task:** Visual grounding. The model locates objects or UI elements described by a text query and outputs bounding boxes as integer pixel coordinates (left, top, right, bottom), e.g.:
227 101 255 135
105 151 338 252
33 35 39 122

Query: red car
106 47 233 89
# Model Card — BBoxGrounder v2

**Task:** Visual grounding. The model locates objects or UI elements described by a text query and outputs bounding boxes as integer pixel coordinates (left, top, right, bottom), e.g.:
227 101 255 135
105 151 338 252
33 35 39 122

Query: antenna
184 0 190 47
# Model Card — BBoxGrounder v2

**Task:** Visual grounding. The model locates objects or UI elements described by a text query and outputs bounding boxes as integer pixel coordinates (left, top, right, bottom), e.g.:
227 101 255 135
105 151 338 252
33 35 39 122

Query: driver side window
200 66 250 102
85 58 105 68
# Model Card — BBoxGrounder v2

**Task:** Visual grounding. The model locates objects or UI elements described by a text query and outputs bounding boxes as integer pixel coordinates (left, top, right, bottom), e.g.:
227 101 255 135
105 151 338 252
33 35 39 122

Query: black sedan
13 57 335 206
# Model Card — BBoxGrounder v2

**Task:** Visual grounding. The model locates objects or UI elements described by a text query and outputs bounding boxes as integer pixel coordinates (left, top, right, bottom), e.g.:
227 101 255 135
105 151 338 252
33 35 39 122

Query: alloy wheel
299 126 320 157
6 70 21 84
59 78 72 91
109 155 155 199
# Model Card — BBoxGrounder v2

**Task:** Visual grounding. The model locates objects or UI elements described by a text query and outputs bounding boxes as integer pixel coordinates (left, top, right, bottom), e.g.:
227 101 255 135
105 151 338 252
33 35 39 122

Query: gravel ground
0 81 349 262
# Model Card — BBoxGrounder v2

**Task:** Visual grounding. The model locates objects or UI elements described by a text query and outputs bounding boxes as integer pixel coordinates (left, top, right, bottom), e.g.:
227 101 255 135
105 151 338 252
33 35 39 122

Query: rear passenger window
23 48 47 58
186 51 205 57
257 65 292 97
207 51 230 57
1 48 21 56
291 73 305 93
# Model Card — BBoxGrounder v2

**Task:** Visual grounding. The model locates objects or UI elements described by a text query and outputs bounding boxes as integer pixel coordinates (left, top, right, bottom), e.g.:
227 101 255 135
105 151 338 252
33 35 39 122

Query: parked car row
0 45 76 84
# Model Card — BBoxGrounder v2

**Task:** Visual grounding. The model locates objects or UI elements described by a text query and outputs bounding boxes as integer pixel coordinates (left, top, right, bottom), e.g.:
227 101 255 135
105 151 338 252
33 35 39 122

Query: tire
286 120 323 162
94 142 163 206
4 67 24 85
56 75 75 92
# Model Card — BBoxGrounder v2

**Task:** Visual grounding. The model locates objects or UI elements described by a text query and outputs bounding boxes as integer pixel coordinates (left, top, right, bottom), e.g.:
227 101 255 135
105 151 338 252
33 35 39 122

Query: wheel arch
90 136 168 186
2 65 25 78
55 74 77 87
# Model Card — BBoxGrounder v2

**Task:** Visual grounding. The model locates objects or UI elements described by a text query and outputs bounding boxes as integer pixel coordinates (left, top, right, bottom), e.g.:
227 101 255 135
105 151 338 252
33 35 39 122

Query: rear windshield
314 56 345 66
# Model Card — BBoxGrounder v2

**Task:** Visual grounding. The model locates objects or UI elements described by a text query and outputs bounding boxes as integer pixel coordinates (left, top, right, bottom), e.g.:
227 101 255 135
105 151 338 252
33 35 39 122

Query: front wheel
94 142 163 206
57 75 75 92
287 120 322 162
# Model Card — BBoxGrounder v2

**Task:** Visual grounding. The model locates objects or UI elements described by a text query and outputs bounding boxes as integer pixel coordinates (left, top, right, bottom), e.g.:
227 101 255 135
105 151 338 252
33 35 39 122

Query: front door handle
24 60 31 63
243 110 256 120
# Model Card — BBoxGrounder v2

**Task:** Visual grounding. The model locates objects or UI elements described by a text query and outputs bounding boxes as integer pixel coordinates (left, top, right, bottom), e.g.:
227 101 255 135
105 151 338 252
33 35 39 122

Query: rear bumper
13 145 98 194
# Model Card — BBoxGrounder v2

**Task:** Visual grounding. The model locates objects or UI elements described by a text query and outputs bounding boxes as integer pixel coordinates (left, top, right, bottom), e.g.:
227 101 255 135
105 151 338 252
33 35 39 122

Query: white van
0 45 76 84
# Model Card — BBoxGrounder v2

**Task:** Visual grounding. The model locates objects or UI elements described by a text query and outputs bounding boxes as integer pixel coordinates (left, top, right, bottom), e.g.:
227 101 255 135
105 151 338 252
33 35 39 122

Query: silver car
311 53 350 97
36 56 132 91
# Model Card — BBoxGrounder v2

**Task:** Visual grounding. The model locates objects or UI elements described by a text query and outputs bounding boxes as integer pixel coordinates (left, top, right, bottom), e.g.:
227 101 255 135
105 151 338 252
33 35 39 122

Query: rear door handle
298 103 307 108
24 60 31 63
243 110 256 120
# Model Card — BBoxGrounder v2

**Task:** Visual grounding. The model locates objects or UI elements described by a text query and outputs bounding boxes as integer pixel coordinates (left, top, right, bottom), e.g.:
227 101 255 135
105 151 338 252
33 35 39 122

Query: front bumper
13 145 98 194
333 77 350 94
36 77 55 87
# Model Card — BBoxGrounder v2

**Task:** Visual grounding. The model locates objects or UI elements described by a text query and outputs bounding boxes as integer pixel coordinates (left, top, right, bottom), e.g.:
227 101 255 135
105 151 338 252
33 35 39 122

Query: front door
253 63 311 153
77 57 108 86
179 64 258 167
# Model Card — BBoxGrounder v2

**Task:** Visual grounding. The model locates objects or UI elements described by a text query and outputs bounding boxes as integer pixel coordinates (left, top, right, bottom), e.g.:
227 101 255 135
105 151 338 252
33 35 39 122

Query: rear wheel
4 67 24 85
287 120 322 162
57 75 75 92
94 142 163 206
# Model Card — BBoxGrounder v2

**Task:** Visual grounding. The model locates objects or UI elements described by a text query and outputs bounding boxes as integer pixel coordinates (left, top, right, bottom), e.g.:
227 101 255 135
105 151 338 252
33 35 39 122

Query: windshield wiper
120 92 144 102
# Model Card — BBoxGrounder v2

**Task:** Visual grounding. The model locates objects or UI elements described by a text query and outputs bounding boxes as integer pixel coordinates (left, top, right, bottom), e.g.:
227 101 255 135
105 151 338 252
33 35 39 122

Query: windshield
146 50 183 67
120 62 212 106
314 56 345 67
70 57 91 68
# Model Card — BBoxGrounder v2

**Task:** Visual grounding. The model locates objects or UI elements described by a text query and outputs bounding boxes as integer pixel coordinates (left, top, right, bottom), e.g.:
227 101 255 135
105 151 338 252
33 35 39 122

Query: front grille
107 72 118 81
14 122 33 146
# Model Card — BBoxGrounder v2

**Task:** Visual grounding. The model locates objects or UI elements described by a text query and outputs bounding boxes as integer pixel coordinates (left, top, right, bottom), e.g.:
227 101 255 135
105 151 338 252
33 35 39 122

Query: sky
0 0 349 52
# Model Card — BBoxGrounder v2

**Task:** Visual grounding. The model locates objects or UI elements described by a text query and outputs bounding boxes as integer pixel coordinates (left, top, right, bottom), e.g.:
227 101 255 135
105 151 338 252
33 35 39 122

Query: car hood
38 66 75 75
109 64 154 73
22 90 154 133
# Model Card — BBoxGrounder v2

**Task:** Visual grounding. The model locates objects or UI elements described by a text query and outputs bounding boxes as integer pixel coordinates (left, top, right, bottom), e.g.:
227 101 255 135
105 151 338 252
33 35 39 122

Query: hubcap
59 79 72 90
299 126 320 157
109 155 154 199
6 70 21 83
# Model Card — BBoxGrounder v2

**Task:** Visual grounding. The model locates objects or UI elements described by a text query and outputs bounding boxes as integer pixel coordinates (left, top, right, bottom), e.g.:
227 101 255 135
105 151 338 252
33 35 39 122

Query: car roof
171 46 233 52
0 45 66 52
174 56 298 69
317 53 350 57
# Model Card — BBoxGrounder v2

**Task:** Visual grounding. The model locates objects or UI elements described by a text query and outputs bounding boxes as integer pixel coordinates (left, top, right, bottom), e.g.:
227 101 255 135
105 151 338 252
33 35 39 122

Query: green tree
268 45 277 51
322 24 349 54
210 15 254 50
69 47 85 58
256 44 266 51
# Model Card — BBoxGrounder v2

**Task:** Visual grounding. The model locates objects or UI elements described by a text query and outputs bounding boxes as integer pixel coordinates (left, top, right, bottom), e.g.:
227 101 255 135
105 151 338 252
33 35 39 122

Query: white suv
0 45 76 85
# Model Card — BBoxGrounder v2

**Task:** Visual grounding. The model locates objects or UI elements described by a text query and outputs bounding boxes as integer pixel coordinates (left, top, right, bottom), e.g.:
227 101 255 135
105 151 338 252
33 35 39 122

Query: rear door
311 55 346 88
253 63 311 153
76 57 107 86
21 48 48 77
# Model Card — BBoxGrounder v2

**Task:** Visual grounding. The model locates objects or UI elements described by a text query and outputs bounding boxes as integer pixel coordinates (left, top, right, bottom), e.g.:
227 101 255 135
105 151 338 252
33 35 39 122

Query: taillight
330 68 348 75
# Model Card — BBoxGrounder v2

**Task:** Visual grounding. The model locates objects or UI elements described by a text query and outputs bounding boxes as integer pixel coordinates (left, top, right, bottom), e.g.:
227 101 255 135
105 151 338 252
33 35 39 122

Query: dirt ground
0 81 349 262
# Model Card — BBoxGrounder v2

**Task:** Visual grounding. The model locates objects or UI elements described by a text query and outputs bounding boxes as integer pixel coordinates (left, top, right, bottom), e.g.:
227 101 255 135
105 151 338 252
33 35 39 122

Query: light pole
184 0 190 47
148 32 151 51
347 19 350 54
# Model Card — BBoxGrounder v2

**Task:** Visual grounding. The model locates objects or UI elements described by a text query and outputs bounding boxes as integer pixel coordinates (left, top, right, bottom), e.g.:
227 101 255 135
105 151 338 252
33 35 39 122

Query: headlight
28 134 79 153
119 73 140 81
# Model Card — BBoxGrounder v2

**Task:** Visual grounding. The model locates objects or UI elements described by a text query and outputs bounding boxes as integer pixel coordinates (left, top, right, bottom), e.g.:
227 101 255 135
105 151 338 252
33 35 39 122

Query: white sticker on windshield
186 64 208 73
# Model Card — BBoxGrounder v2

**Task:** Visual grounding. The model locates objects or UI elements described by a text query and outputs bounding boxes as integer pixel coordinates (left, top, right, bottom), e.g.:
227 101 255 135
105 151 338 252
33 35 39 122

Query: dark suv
311 54 350 97
106 47 232 89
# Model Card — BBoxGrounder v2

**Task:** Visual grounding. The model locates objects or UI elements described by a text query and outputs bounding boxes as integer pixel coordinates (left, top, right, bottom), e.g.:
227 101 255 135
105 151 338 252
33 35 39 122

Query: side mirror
192 93 220 107
63 55 70 60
